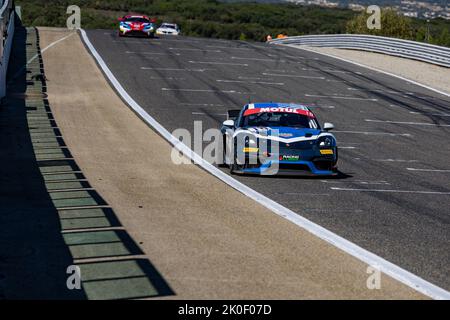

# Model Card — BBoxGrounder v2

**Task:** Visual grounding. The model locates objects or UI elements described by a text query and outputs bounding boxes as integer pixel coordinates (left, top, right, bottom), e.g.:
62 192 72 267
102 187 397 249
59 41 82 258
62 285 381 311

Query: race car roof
160 23 177 27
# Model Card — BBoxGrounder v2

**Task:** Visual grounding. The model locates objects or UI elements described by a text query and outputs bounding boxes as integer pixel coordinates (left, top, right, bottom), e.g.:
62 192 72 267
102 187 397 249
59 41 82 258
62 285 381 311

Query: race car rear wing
227 109 241 121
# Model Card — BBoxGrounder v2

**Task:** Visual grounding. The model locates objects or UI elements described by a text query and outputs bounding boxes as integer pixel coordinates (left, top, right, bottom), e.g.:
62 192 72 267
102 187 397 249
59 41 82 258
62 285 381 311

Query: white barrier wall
0 2 15 99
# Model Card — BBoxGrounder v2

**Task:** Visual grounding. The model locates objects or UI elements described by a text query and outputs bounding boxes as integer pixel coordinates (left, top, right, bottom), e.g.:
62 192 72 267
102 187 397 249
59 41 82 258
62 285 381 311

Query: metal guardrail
1 0 14 56
0 0 15 99
269 34 450 68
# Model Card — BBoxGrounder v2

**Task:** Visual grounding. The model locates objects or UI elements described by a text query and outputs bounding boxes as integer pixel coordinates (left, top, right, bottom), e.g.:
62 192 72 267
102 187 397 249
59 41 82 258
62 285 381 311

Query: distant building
403 12 419 18
283 0 448 20
348 3 365 11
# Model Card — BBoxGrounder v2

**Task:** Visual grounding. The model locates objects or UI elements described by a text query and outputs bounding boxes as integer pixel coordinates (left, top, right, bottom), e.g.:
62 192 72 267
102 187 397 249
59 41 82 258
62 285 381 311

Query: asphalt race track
85 30 450 290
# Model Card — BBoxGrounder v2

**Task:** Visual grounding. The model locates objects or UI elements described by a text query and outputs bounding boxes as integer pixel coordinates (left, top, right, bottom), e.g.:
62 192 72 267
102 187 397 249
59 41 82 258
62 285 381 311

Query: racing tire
217 135 228 168
229 142 237 174
229 141 245 174
229 155 238 174
332 147 339 173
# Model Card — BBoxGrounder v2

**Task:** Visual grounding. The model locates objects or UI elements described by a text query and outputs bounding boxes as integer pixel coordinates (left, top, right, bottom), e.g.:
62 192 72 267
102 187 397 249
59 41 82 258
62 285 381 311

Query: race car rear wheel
230 141 246 174
230 154 239 174
218 135 228 168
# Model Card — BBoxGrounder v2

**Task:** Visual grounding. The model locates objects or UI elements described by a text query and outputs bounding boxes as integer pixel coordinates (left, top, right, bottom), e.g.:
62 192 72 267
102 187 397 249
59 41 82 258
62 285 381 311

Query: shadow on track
0 20 174 300
229 170 352 180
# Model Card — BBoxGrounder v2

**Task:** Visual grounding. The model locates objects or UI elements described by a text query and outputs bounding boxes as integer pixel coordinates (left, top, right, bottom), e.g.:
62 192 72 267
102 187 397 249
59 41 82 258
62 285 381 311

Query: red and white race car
118 15 156 38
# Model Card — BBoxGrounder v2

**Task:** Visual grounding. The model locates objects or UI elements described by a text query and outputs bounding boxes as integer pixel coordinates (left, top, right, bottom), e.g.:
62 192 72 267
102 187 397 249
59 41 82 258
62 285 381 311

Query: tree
436 27 450 47
346 8 413 40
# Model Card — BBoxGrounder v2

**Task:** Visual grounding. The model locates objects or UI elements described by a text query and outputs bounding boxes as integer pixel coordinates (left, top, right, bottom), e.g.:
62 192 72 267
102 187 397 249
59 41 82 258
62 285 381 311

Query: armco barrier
269 34 450 68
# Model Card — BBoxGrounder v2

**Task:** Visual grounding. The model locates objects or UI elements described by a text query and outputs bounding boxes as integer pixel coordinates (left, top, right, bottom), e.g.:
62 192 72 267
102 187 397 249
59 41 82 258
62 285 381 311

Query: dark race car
118 15 156 38
220 102 338 176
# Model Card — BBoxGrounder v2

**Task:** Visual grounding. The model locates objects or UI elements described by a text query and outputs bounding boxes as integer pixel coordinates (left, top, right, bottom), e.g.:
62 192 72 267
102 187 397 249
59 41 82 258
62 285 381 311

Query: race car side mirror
223 120 235 127
323 122 334 131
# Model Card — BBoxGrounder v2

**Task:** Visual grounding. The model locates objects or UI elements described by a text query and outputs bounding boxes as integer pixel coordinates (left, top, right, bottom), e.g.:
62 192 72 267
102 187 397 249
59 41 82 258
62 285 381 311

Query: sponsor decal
243 147 259 153
243 107 315 118
280 155 300 161
279 133 294 138
320 149 334 155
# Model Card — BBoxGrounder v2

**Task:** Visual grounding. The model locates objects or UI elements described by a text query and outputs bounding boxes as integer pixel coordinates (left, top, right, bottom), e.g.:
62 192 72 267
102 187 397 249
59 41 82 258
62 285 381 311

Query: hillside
15 0 450 45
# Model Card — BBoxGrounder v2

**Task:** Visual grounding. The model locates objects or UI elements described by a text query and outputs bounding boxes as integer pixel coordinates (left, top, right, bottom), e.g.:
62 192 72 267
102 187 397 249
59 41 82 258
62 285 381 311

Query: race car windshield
242 112 319 129
162 24 176 29
124 18 150 23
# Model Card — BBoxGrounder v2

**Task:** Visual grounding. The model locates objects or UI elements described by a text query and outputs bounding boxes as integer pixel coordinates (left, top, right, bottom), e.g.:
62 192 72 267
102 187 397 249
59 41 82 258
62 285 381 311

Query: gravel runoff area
291 46 450 96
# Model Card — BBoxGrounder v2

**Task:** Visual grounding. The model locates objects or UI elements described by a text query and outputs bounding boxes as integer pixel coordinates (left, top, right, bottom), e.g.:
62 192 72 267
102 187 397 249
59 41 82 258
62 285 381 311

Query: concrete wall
0 5 15 99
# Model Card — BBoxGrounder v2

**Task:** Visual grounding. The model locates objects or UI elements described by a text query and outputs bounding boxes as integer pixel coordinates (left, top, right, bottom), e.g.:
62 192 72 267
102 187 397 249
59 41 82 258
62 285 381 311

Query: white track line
375 159 419 163
192 112 227 116
169 47 221 52
216 79 284 85
207 45 252 50
149 76 186 81
365 119 450 127
189 61 249 66
141 67 212 72
231 56 289 62
267 54 307 59
180 103 224 107
31 32 76 64
262 73 325 79
348 88 403 94
333 130 412 137
162 88 255 94
304 104 336 109
305 94 378 101
322 180 391 185
126 51 181 56
409 111 450 117
80 29 450 300
9 31 76 83
302 68 361 74
331 187 450 195
407 168 450 172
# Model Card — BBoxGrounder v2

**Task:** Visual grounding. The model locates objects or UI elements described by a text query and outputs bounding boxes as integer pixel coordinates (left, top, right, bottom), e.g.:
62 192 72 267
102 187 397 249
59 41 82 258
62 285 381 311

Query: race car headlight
318 136 335 147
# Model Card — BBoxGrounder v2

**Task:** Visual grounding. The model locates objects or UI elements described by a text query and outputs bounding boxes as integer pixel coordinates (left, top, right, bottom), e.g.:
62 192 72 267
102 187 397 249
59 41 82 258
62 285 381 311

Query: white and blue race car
220 102 338 176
